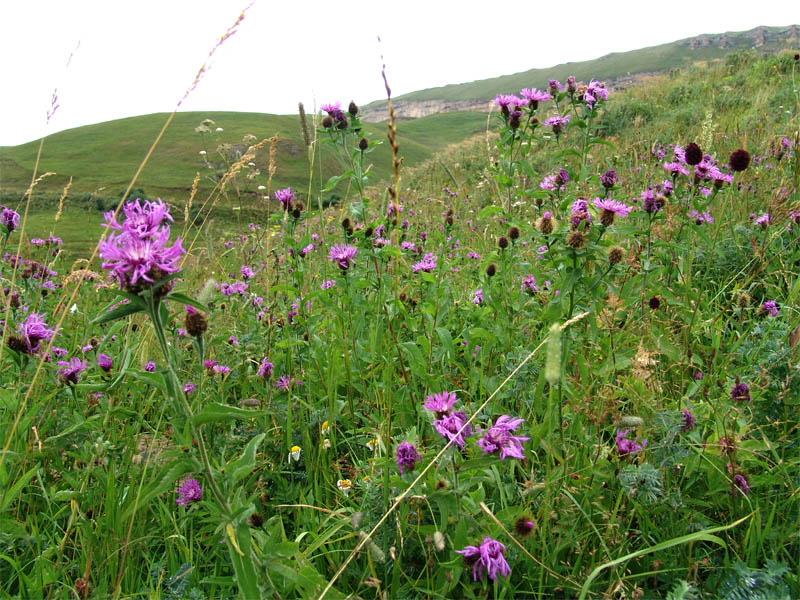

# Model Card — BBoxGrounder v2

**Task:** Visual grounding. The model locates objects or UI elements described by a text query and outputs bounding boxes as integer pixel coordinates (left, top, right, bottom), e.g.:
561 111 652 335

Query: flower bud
608 246 624 264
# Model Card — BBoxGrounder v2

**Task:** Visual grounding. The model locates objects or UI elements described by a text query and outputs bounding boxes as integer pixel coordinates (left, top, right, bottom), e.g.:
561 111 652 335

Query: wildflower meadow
1 38 799 600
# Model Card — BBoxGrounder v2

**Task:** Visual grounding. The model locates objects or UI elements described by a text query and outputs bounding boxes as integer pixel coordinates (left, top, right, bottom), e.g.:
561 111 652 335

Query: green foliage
718 561 792 600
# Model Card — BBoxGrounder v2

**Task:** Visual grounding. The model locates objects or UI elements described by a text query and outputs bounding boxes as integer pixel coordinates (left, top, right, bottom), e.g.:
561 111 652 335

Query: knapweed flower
288 445 301 463
97 353 113 373
58 357 88 385
275 188 294 211
99 199 184 292
548 79 562 95
616 428 647 455
472 289 484 305
240 265 254 279
681 409 697 432
521 274 539 294
494 94 525 116
600 169 618 189
730 381 750 403
514 516 536 537
476 415 529 460
176 478 203 506
275 375 303 391
183 381 196 395
456 537 511 582
689 209 714 225
754 213 770 228
642 189 665 214
570 198 592 229
1 206 20 232
732 473 750 496
583 79 609 108
423 391 473 450
544 114 570 134
337 479 352 495
144 361 156 372
257 357 274 378
663 161 690 177
729 149 751 172
412 253 438 273
760 300 779 317
519 87 550 108
395 441 421 474
593 198 632 226
17 312 56 354
423 391 458 417
328 244 358 270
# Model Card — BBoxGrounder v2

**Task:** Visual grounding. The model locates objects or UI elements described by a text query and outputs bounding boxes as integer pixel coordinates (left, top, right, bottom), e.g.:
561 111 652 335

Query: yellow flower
321 420 330 435
337 479 352 495
288 445 301 463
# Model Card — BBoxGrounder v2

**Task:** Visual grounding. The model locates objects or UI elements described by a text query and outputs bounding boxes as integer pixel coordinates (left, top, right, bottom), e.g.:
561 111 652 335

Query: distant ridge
361 25 799 121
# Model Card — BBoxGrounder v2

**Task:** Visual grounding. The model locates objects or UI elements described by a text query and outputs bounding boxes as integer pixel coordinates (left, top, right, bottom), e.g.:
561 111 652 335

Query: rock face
361 25 798 123
362 99 492 122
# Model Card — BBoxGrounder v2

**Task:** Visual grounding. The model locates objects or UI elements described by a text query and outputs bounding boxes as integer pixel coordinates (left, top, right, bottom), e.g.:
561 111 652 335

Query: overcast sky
0 0 796 146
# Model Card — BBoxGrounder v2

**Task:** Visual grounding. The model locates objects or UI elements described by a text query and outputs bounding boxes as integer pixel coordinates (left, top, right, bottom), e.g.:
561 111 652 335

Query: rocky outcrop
362 98 492 122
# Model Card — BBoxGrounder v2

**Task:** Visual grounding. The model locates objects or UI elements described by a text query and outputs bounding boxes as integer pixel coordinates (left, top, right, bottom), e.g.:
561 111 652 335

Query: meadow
1 47 799 600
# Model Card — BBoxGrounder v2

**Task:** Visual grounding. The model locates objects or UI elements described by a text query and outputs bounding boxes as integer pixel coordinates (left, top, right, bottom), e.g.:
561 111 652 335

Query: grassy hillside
363 25 799 107
0 110 488 203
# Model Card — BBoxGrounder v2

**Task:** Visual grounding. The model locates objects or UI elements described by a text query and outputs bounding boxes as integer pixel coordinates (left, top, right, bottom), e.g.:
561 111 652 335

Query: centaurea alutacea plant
95 198 263 597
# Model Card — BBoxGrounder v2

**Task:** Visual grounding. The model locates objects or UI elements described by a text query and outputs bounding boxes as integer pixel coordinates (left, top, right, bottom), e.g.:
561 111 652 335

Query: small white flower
215 127 224 132
337 479 352 495
69 303 78 314
257 185 266 190
288 445 301 463
366 438 379 452
322 438 331 450
199 150 207 155
248 161 255 167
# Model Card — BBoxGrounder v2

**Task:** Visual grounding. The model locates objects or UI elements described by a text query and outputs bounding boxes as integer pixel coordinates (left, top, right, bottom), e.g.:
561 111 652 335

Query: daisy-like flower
456 537 511 582
336 479 352 495
57 357 88 385
412 252 438 273
663 161 690 177
476 415 530 460
328 244 358 270
176 478 203 506
593 198 632 226
288 445 301 463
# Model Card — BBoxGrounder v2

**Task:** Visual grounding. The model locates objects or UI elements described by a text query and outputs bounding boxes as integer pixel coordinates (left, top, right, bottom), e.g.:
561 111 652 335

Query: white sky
0 0 797 146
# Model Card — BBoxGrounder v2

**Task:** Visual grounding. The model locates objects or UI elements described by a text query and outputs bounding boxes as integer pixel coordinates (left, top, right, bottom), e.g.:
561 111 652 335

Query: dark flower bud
292 207 302 219
508 226 520 240
7 335 28 354
537 214 554 235
795 53 799 61
248 513 264 527
486 263 497 277
649 296 661 310
9 292 20 308
185 311 208 337
566 75 577 94
736 292 751 308
608 246 624 264
729 149 750 172
444 215 454 227
358 137 368 151
684 142 703 166
336 116 348 130
509 110 522 130
341 217 351 231
514 516 536 537
348 101 358 116
566 230 585 249
322 116 333 128
498 236 509 249
600 169 618 189
364 227 374 237
600 209 615 227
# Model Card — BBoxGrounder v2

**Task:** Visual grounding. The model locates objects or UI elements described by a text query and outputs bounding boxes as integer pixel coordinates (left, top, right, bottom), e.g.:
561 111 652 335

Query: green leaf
193 403 264 427
1 466 38 511
165 292 209 313
225 433 265 484
477 206 508 220
122 459 195 521
92 301 145 325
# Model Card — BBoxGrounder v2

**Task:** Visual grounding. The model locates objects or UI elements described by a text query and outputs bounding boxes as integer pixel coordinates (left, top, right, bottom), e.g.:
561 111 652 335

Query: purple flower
544 114 570 134
240 265 254 279
257 357 274 378
228 335 239 346
584 79 609 108
433 411 473 450
97 353 113 373
412 253 437 273
616 429 647 455
144 361 156 372
642 189 665 214
754 213 770 228
760 300 779 317
1 207 20 232
328 244 358 270
680 409 697 432
663 161 690 177
212 364 230 376
520 87 550 106
593 198 632 226
423 391 458 417
732 473 750 496
476 415 529 460
730 382 750 403
521 274 538 294
548 79 562 95
570 198 592 229
58 357 88 384
689 209 714 225
320 279 335 289
395 442 421 474
176 478 203 506
275 188 294 211
274 375 302 391
98 200 184 291
184 382 196 395
17 312 56 354
456 537 511 582
600 169 618 189
472 289 484 305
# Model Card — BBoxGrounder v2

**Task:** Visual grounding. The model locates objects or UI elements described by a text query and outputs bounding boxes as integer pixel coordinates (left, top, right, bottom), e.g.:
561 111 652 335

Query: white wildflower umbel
288 445 301 463
337 479 352 495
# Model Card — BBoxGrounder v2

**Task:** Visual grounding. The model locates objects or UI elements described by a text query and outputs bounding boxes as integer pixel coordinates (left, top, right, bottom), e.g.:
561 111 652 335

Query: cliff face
361 25 799 123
